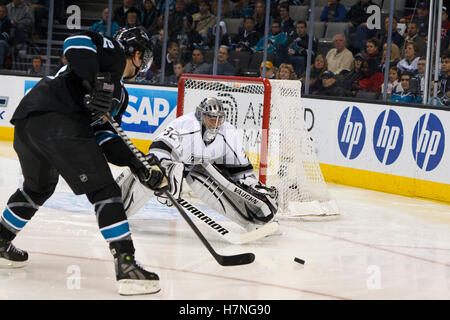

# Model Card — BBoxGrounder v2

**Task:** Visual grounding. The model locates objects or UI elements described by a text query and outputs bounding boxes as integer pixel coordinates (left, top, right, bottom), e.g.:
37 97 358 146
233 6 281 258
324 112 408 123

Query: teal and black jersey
11 31 127 124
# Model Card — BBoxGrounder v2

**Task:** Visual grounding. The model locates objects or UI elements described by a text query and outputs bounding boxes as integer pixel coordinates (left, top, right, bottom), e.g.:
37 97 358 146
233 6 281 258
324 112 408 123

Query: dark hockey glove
129 153 169 192
83 73 114 116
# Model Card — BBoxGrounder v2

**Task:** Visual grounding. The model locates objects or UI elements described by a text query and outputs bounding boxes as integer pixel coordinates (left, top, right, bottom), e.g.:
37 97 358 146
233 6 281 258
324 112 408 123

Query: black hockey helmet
115 27 153 76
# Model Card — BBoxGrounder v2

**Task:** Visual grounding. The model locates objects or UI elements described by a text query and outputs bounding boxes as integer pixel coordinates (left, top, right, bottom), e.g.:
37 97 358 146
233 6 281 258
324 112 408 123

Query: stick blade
217 252 255 266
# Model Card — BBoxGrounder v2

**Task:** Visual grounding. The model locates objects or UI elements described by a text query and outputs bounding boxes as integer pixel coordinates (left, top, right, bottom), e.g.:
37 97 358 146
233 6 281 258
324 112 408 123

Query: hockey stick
105 113 255 266
117 168 278 245
176 197 279 245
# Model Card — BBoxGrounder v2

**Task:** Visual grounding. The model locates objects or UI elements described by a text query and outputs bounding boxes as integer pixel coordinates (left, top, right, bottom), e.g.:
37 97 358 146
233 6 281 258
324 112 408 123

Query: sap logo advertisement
121 87 177 134
337 106 366 160
373 109 403 165
412 113 445 171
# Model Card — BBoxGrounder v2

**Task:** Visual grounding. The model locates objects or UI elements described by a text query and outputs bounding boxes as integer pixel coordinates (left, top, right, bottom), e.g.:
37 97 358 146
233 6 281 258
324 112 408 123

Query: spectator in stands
260 60 276 79
6 0 33 44
320 0 347 23
363 37 381 65
313 70 349 97
192 0 215 37
278 3 294 35
411 57 426 98
209 45 235 76
435 51 450 106
390 72 422 103
26 0 47 40
0 5 12 69
442 7 449 40
341 52 365 91
113 0 141 28
169 0 193 37
162 41 180 77
275 63 297 80
397 41 420 74
184 48 211 74
278 20 317 77
91 8 120 37
253 1 266 35
326 33 354 75
148 12 164 36
301 54 328 93
234 16 261 52
352 58 383 95
380 66 401 96
125 11 141 28
400 1 429 38
164 60 184 85
151 28 174 72
184 0 199 16
175 13 203 62
402 21 427 57
346 0 377 53
381 43 401 68
253 19 287 54
140 0 158 33
211 0 235 18
205 21 232 50
27 55 44 76
376 17 404 50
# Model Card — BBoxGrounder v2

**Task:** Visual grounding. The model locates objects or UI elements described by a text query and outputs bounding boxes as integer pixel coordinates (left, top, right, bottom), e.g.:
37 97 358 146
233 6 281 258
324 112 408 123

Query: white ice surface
0 142 449 300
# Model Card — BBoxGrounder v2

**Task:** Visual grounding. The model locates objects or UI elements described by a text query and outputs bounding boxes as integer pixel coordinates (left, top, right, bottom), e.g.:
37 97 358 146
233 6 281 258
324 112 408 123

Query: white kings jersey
149 112 255 181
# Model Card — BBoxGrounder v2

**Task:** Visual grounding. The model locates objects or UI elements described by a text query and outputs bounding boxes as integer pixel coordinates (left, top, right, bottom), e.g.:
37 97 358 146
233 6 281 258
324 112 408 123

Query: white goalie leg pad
156 159 185 207
185 163 276 229
116 168 154 218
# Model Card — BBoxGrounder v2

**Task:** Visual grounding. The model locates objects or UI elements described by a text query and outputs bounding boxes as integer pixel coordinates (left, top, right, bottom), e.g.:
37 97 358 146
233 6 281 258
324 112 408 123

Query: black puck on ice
294 257 305 265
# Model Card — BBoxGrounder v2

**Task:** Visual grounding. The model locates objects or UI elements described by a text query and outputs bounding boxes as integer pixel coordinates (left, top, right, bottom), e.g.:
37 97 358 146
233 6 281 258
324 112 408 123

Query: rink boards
1 75 450 203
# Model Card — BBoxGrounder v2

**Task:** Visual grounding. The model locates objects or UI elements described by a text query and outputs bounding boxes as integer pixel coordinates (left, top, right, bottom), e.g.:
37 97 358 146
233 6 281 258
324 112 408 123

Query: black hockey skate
110 241 160 296
0 239 28 268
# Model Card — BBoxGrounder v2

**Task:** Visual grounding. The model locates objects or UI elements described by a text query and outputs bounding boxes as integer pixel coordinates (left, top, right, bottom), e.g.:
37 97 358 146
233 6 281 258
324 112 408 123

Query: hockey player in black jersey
0 27 168 295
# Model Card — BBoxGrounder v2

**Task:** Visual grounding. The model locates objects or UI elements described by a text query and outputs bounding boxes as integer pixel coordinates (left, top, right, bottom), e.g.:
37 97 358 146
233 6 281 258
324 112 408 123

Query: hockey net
177 74 339 219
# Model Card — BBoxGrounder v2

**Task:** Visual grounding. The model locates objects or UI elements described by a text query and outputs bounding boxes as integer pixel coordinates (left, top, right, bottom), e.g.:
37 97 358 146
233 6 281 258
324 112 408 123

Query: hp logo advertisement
373 110 403 165
412 113 445 171
338 106 366 159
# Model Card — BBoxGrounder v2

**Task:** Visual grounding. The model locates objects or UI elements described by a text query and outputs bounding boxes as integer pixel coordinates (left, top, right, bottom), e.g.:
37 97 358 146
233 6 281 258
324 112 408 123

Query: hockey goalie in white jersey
117 97 279 234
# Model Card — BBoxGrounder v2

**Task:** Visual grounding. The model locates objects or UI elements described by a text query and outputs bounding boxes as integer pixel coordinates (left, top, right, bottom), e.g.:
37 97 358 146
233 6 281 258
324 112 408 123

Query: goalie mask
115 27 153 79
196 97 225 144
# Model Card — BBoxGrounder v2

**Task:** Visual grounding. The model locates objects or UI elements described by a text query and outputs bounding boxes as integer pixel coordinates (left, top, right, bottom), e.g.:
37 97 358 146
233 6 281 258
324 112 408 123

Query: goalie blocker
117 160 279 231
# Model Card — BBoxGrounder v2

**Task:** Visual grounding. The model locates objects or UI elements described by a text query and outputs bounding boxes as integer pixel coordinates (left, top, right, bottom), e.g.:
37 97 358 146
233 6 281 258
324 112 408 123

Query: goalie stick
105 113 255 266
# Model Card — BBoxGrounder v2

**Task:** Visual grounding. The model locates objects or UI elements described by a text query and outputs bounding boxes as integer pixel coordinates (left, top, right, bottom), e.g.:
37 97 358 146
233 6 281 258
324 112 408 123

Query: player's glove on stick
83 73 114 116
129 153 169 192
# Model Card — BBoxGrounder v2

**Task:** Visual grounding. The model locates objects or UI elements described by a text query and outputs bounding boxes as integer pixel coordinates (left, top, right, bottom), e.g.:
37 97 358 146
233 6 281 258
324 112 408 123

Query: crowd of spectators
0 0 66 69
0 0 449 106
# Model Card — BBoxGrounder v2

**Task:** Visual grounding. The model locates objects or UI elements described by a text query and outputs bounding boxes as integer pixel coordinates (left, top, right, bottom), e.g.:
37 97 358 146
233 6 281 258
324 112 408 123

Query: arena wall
1 75 449 203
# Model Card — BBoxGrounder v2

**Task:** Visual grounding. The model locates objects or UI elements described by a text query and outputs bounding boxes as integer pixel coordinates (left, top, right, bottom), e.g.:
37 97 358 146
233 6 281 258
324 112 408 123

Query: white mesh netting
179 76 339 218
